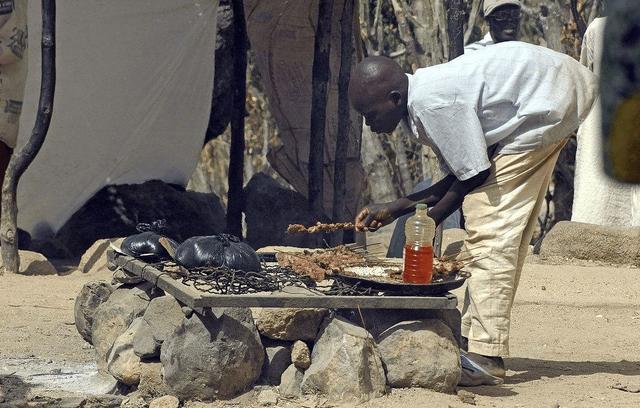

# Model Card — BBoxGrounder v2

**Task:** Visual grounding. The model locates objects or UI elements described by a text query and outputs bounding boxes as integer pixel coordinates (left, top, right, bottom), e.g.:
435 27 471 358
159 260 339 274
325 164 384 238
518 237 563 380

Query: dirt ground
1 258 640 407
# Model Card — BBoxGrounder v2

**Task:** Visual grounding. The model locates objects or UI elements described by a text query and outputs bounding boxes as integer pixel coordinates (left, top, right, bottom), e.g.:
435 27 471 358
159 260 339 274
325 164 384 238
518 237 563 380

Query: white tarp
16 0 219 238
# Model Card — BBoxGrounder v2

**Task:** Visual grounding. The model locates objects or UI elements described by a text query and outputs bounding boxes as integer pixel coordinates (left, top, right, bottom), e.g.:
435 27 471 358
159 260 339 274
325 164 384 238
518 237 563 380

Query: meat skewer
287 222 370 234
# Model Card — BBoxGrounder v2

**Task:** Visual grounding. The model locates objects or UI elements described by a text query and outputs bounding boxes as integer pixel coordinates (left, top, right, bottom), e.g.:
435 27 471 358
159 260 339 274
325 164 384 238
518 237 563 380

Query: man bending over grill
348 42 597 386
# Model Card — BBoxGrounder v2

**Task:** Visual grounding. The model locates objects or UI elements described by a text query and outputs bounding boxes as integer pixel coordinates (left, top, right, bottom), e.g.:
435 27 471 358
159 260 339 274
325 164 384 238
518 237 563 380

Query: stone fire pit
74 266 461 406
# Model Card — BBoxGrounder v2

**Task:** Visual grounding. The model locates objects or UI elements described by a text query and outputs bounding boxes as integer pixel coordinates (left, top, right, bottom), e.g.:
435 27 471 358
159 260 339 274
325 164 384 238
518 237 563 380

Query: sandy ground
1 259 640 407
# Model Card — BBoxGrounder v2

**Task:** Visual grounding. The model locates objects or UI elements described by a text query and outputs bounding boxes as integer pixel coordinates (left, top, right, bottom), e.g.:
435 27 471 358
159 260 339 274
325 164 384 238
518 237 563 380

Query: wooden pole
308 0 334 218
444 0 465 60
1 0 56 274
433 0 465 257
332 0 355 246
226 0 248 238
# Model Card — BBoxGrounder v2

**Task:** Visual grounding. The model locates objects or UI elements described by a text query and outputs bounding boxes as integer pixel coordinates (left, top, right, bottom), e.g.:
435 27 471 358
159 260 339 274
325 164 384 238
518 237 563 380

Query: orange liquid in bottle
403 244 434 284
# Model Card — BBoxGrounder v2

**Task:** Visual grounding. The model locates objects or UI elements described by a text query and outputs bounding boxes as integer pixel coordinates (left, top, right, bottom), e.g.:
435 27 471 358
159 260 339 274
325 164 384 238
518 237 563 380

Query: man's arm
355 168 490 230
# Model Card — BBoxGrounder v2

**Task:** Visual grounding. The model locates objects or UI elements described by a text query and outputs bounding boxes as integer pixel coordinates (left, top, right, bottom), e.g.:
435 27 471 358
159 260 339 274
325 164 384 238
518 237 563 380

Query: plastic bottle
403 203 435 284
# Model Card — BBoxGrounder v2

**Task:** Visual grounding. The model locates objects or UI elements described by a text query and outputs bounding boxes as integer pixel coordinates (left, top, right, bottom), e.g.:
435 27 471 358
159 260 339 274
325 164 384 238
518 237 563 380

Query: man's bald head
349 56 408 134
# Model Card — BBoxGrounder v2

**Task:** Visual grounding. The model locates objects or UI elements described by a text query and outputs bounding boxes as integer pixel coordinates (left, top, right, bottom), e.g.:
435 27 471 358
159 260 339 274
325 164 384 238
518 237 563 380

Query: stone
149 395 179 408
257 389 279 406
55 180 226 257
74 280 115 344
91 284 154 369
291 341 311 370
138 361 171 399
79 237 125 274
183 402 218 408
134 296 184 358
339 308 462 347
75 394 125 407
107 318 144 385
262 344 291 385
279 364 304 399
112 269 145 285
0 250 57 275
377 320 460 393
252 308 328 341
540 221 640 265
301 316 386 402
160 308 264 400
457 389 477 405
120 393 149 408
244 173 328 249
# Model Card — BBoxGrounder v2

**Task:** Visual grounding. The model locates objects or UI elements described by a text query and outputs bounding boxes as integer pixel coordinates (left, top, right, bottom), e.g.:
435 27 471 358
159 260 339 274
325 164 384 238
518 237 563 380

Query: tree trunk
332 0 355 245
1 0 56 274
226 0 248 238
308 0 334 216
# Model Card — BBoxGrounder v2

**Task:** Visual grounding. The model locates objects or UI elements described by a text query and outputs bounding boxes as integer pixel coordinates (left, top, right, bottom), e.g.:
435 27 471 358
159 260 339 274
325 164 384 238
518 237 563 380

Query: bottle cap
416 203 428 211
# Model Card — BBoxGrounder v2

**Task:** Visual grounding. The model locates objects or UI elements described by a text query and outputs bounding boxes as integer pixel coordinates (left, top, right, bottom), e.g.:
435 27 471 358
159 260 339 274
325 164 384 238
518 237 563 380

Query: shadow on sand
463 358 640 397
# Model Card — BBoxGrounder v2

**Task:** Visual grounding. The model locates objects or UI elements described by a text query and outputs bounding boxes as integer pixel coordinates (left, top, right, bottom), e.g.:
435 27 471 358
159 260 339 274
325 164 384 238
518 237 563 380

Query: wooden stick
308 0 334 218
225 0 248 238
1 0 56 274
331 0 355 247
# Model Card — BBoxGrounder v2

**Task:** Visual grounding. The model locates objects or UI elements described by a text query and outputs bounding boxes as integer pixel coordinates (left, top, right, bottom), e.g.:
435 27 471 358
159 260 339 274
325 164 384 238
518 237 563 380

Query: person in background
465 0 522 52
0 0 29 248
386 0 523 258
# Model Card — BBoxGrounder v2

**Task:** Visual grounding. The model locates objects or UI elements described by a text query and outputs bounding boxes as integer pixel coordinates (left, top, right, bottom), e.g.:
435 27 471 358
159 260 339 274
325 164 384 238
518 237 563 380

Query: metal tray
332 271 470 296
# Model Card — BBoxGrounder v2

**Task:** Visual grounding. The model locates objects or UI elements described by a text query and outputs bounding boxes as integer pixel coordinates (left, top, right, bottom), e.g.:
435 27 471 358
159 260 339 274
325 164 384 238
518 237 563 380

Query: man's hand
355 203 397 232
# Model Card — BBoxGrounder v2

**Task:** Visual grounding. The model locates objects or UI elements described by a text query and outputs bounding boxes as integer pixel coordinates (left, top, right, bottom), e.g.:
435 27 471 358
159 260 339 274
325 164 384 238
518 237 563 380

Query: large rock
79 238 125 274
74 280 115 344
261 344 291 385
301 317 386 402
243 173 328 249
160 308 264 400
56 180 226 257
377 320 460 393
339 308 462 346
134 296 184 358
1 250 57 275
107 318 144 385
279 364 304 399
540 221 640 265
253 307 328 341
91 284 155 368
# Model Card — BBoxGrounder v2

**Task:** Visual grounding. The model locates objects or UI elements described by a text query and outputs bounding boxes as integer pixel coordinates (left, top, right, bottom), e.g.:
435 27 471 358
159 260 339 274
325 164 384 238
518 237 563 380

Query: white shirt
464 32 494 52
406 41 598 181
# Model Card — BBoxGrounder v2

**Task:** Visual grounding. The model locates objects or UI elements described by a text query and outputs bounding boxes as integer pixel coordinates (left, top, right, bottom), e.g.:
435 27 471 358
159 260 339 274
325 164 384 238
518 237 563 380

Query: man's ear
389 90 402 106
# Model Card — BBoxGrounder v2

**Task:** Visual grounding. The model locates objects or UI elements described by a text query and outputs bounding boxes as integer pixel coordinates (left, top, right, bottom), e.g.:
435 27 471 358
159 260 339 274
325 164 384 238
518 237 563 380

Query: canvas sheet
245 0 364 219
16 0 218 238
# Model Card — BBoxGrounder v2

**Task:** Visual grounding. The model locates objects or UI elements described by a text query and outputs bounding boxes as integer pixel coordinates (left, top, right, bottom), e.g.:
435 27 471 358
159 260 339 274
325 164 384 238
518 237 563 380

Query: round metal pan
332 271 470 296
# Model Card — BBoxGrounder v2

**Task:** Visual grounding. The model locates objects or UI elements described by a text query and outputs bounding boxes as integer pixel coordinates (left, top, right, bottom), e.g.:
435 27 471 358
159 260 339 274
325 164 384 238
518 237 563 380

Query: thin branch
308 0 334 218
1 0 56 274
390 0 419 71
226 0 248 238
332 0 355 245
464 0 482 45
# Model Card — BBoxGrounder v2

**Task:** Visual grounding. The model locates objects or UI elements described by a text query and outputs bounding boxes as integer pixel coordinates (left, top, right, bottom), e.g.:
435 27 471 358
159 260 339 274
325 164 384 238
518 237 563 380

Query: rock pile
75 276 461 405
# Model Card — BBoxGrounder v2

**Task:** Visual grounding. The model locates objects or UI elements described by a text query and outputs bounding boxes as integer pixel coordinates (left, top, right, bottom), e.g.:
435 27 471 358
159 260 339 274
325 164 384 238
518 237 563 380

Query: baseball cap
484 0 522 16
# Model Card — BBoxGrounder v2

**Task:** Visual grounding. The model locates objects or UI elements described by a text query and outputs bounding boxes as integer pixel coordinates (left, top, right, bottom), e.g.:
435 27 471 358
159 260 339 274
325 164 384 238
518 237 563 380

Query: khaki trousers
460 140 567 357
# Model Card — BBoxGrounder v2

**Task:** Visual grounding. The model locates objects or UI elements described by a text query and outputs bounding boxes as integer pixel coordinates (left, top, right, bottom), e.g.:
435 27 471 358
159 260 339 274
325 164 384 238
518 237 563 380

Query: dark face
487 4 521 43
349 87 405 134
